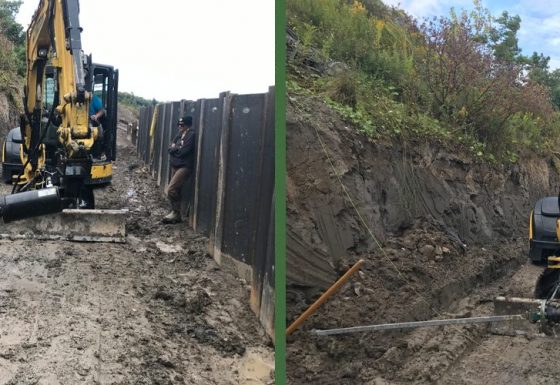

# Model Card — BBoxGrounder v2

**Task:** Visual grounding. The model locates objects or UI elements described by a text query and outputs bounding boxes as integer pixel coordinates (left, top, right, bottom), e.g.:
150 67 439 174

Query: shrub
287 0 560 162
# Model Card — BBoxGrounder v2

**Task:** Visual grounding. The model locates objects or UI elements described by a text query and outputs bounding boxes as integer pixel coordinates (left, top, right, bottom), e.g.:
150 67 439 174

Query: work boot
162 210 181 224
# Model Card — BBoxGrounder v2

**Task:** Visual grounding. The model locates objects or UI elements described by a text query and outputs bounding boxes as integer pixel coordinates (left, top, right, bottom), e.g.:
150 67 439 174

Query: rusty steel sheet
221 93 267 265
194 98 223 236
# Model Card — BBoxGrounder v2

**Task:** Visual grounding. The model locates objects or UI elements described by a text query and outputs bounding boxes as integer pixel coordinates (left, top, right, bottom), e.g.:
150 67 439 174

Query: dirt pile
286 94 560 384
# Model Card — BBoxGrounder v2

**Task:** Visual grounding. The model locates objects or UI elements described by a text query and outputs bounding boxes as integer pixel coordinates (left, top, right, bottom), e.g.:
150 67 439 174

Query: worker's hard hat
177 115 193 127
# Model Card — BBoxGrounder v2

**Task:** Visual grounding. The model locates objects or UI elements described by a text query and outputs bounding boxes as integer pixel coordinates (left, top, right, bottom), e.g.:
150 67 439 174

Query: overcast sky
16 0 275 102
383 0 560 70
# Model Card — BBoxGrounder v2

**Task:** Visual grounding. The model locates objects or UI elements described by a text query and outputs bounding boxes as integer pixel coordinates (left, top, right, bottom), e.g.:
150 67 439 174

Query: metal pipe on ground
494 296 547 316
311 314 526 336
312 296 560 336
0 187 62 222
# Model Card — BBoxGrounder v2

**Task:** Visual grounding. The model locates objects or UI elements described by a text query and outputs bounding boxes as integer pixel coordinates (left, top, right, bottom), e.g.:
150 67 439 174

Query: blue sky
383 0 560 70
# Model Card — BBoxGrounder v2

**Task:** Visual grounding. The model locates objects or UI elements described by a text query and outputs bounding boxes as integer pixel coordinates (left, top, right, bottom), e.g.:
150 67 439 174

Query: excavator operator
89 94 105 125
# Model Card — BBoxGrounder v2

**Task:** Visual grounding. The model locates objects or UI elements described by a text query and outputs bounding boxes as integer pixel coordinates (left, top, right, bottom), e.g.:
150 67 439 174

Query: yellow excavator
0 0 125 241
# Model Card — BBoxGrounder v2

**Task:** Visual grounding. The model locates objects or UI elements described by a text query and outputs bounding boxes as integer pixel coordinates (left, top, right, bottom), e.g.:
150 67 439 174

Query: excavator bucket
0 209 128 243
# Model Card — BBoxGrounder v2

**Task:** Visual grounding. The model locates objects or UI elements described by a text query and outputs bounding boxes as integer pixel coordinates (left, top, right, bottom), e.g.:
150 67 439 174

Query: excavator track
535 268 560 299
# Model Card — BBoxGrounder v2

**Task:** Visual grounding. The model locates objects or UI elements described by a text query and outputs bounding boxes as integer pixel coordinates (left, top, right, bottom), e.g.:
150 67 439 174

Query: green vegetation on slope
0 0 24 114
0 0 25 78
287 0 560 162
118 92 157 109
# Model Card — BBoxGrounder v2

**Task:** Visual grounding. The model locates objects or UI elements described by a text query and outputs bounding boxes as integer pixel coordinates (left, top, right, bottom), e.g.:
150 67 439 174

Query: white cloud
379 0 560 70
515 0 560 17
510 8 560 66
381 0 473 20
16 0 274 101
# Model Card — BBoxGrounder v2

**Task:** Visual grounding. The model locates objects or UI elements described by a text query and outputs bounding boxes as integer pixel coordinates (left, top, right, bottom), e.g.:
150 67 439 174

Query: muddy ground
286 94 560 384
0 127 274 384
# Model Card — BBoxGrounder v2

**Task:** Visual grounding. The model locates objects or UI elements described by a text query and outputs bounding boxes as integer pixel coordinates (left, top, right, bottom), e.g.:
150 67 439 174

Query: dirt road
0 128 274 384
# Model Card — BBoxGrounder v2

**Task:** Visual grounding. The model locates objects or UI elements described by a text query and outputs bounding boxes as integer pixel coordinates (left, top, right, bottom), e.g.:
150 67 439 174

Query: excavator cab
84 60 119 185
529 197 560 263
5 62 119 188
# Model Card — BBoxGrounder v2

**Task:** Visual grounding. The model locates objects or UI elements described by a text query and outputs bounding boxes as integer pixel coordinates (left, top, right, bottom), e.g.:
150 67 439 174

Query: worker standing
162 115 195 224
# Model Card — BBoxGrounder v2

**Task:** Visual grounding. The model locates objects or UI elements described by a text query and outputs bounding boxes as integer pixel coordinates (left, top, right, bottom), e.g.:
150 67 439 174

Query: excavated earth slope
0 127 274 384
287 94 560 385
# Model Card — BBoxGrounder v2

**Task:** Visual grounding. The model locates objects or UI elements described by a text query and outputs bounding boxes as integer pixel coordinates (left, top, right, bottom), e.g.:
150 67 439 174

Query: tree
0 0 24 45
488 11 523 64
547 69 560 109
0 1 25 76
416 8 555 146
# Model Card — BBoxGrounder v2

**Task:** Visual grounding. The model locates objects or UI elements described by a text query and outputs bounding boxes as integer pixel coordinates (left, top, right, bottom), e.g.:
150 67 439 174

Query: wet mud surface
0 128 273 384
286 95 560 385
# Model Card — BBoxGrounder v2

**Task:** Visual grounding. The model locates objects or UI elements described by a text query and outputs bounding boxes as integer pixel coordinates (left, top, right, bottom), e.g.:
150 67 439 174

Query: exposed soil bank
286 94 560 384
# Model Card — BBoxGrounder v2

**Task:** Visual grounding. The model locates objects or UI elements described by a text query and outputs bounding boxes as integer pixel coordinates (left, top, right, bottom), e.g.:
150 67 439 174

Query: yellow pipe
286 259 365 336
149 104 159 156
529 209 533 240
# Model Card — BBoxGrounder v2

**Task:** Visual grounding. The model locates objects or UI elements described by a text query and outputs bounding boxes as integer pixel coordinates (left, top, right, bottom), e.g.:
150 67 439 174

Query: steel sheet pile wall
136 88 275 339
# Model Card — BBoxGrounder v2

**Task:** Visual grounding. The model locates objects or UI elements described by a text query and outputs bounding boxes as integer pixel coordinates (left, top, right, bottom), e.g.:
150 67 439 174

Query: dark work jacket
168 129 195 169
